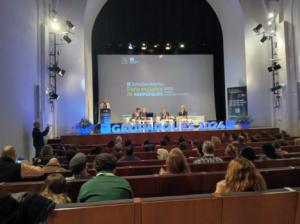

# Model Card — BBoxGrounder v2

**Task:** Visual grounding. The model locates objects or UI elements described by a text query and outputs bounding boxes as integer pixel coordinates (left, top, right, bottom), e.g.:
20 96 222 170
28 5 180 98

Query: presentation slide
98 55 216 122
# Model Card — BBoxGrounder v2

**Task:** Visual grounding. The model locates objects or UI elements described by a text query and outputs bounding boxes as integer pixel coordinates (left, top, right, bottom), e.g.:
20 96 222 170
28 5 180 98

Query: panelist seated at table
160 108 170 120
131 107 141 121
178 105 188 117
140 107 147 120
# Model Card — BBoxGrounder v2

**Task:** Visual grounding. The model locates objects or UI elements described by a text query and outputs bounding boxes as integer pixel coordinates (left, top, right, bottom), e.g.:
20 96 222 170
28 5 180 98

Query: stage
61 127 279 145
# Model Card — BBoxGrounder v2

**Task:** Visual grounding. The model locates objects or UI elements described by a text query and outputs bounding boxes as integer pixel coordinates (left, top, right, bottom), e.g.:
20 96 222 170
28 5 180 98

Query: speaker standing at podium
99 98 111 133
100 97 111 110
98 98 111 124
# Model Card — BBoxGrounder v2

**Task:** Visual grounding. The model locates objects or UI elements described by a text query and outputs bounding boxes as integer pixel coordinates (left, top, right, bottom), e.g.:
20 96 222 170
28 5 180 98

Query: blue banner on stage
100 108 111 134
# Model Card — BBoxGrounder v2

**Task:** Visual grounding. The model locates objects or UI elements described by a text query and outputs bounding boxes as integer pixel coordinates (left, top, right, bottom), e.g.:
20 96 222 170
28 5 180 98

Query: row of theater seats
49 145 300 165
47 189 300 224
2 166 300 201
62 139 296 153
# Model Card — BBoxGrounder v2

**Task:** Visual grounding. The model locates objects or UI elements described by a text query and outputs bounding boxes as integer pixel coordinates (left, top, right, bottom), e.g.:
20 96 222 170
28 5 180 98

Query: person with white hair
0 145 44 182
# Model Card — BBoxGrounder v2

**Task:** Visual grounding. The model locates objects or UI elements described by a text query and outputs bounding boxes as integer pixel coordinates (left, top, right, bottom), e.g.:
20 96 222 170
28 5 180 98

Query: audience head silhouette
95 153 117 172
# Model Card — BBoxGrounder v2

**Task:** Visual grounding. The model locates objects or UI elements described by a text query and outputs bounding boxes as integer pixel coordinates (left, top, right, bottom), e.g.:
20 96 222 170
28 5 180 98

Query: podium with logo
100 108 111 134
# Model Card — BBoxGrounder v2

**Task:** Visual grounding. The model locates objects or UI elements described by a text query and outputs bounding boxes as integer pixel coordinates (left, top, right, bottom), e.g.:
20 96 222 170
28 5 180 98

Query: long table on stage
61 127 279 145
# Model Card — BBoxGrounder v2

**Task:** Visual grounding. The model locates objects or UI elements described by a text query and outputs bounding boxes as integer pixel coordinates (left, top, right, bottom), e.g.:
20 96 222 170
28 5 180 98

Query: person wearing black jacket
32 121 49 157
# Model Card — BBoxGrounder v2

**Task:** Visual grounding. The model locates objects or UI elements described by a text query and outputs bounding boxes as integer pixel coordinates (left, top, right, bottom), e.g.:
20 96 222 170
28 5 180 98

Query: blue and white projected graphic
98 55 216 123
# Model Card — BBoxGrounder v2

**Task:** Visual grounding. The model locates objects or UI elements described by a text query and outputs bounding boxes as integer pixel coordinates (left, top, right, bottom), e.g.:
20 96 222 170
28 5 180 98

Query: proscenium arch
84 0 246 122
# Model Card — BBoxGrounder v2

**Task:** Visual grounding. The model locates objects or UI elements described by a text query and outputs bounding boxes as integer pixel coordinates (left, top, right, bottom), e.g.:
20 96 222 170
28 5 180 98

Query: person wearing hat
77 153 133 203
67 152 90 180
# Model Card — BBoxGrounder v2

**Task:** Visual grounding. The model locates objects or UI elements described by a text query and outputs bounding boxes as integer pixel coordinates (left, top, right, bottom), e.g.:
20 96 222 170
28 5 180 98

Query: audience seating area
46 190 300 224
3 128 300 223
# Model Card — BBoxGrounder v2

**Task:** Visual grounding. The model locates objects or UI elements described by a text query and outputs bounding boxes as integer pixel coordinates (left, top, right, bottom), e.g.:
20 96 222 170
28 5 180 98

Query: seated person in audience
191 141 203 157
179 141 188 150
0 145 44 182
215 158 267 193
112 143 123 160
273 140 288 157
260 144 279 160
160 108 170 120
34 144 54 166
178 105 188 117
143 139 155 151
225 143 240 159
237 135 249 150
178 136 186 144
124 139 132 147
119 145 141 162
77 153 133 202
231 133 239 142
159 148 190 175
157 148 169 160
40 173 71 204
211 136 221 147
61 148 76 166
193 141 223 164
280 130 290 138
67 152 90 180
221 132 233 143
115 135 123 145
43 158 68 173
164 136 171 144
158 138 168 150
241 147 256 161
240 131 249 141
107 140 115 149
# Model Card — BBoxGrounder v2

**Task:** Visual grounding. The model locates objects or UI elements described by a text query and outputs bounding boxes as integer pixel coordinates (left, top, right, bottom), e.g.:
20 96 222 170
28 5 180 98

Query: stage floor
61 127 279 145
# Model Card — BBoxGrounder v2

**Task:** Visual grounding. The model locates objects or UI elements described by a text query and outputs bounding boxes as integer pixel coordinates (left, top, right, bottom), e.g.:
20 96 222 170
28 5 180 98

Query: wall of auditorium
274 0 300 135
53 0 87 136
0 0 38 158
240 0 273 127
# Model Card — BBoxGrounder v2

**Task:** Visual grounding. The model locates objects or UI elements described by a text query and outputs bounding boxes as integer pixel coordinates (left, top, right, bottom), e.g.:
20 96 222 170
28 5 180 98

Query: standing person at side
32 121 50 157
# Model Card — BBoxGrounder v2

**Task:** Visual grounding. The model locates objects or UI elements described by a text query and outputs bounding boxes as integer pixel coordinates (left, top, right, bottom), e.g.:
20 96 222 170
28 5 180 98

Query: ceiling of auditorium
92 0 223 55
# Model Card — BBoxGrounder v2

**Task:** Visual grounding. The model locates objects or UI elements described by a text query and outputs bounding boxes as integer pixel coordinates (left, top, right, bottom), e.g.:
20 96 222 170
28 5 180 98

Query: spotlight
270 30 275 34
153 44 160 48
270 84 283 92
260 35 268 43
165 43 172 50
268 63 281 72
63 34 72 44
128 43 134 50
253 24 263 33
141 43 147 50
267 20 272 26
179 43 185 49
50 20 61 32
48 65 66 76
268 12 274 19
66 20 75 30
49 92 60 100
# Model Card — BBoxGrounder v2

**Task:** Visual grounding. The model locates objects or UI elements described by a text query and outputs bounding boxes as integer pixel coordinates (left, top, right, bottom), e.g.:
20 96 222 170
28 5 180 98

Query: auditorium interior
1 0 300 223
